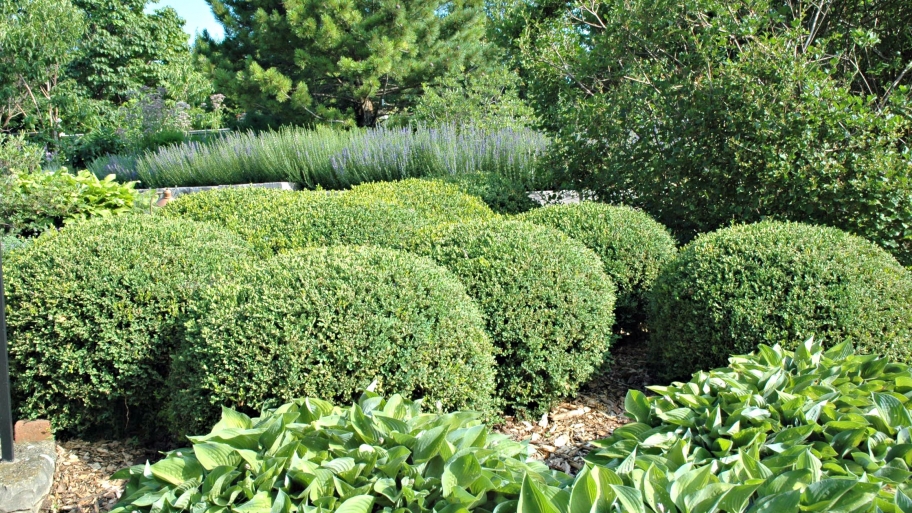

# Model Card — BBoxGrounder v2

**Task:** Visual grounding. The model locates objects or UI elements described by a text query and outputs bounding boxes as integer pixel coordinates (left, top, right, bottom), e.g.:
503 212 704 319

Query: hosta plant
111 393 567 513
520 339 912 512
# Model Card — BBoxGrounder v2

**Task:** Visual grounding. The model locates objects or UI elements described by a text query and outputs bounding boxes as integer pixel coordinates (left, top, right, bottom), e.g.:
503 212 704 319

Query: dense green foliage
198 0 489 128
522 340 912 513
91 125 548 191
68 0 210 110
166 246 497 438
4 215 253 436
0 132 44 173
114 393 562 513
162 188 426 256
516 0 912 264
348 179 497 223
0 168 138 237
519 202 677 333
0 0 85 134
649 221 912 380
439 171 538 215
409 66 538 130
411 219 617 415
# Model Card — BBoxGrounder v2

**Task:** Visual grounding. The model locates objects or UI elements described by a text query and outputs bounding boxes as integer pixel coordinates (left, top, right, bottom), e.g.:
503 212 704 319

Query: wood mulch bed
40 337 653 513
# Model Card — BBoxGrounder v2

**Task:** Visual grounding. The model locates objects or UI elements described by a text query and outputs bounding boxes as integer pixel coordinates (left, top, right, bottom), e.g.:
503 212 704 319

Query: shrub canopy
348 178 497 223
519 202 677 332
648 221 912 380
166 245 497 437
410 219 617 415
4 215 252 436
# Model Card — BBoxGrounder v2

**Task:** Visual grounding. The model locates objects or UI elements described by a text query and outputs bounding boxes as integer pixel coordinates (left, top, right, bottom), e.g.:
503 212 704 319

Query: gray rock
0 441 56 513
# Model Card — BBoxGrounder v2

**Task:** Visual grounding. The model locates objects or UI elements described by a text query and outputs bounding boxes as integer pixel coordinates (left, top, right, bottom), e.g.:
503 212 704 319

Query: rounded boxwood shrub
518 202 677 333
348 178 497 222
165 245 498 438
163 187 434 255
4 215 253 436
649 220 912 380
410 219 617 416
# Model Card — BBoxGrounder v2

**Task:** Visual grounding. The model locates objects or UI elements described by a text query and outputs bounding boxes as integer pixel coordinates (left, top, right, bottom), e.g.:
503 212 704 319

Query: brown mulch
41 337 654 512
41 440 154 513
495 337 655 474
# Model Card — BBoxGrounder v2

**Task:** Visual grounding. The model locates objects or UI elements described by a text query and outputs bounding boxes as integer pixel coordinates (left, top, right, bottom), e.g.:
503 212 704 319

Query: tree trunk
355 98 376 127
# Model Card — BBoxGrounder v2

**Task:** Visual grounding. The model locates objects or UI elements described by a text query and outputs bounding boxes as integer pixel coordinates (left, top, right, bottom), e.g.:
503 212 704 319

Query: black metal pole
0 241 14 462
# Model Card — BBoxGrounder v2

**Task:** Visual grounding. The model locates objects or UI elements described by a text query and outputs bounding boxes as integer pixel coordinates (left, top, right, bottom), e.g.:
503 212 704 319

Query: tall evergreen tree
198 0 489 128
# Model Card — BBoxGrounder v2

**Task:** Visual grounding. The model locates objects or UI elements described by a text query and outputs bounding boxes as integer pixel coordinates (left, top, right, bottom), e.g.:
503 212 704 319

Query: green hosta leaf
234 491 272 513
335 495 374 513
896 489 912 513
518 475 563 513
642 464 676 513
670 465 717 511
211 408 253 432
748 490 801 513
610 485 646 513
873 393 912 433
568 466 598 513
150 453 204 486
350 404 381 444
626 390 651 424
412 425 447 463
800 479 881 512
193 443 242 471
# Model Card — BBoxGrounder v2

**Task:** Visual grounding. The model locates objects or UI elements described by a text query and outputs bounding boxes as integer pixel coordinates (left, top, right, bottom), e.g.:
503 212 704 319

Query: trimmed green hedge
4 215 253 436
437 172 538 215
518 202 677 333
165 245 498 438
649 220 912 380
348 178 497 222
162 187 431 255
410 219 617 415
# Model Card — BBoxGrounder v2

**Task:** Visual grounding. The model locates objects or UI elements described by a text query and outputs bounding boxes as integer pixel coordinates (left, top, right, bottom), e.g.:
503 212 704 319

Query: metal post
0 241 14 462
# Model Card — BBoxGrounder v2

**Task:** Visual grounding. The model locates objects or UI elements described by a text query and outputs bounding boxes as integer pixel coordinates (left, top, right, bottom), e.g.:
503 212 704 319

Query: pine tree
199 0 489 128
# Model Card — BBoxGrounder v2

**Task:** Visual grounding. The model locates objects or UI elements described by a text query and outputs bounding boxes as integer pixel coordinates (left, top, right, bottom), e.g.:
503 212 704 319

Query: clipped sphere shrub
410 219 617 415
649 220 912 380
349 178 497 222
439 172 538 215
163 187 433 255
4 215 253 436
165 245 498 437
518 202 677 332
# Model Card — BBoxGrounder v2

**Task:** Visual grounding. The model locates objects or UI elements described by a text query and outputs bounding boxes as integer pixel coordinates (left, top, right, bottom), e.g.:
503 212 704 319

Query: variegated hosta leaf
111 392 566 513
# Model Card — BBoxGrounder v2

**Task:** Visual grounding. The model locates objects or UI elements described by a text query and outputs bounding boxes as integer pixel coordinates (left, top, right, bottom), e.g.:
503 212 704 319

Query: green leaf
335 495 374 513
896 489 912 513
412 425 447 463
150 453 204 486
193 443 242 471
234 491 273 513
610 485 646 513
625 390 652 424
747 490 800 513
518 475 563 513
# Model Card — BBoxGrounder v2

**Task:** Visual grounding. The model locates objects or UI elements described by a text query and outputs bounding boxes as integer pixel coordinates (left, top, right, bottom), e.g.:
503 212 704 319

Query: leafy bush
162 187 427 256
65 126 127 169
348 178 497 223
649 221 912 380
166 245 498 437
0 235 26 256
113 393 564 513
411 219 617 415
440 171 538 215
522 340 912 513
4 215 253 436
0 168 138 237
519 0 912 265
519 202 677 332
0 132 43 173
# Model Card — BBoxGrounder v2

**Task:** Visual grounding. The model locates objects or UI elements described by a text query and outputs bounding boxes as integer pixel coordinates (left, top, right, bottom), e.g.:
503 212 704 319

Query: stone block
0 440 56 513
